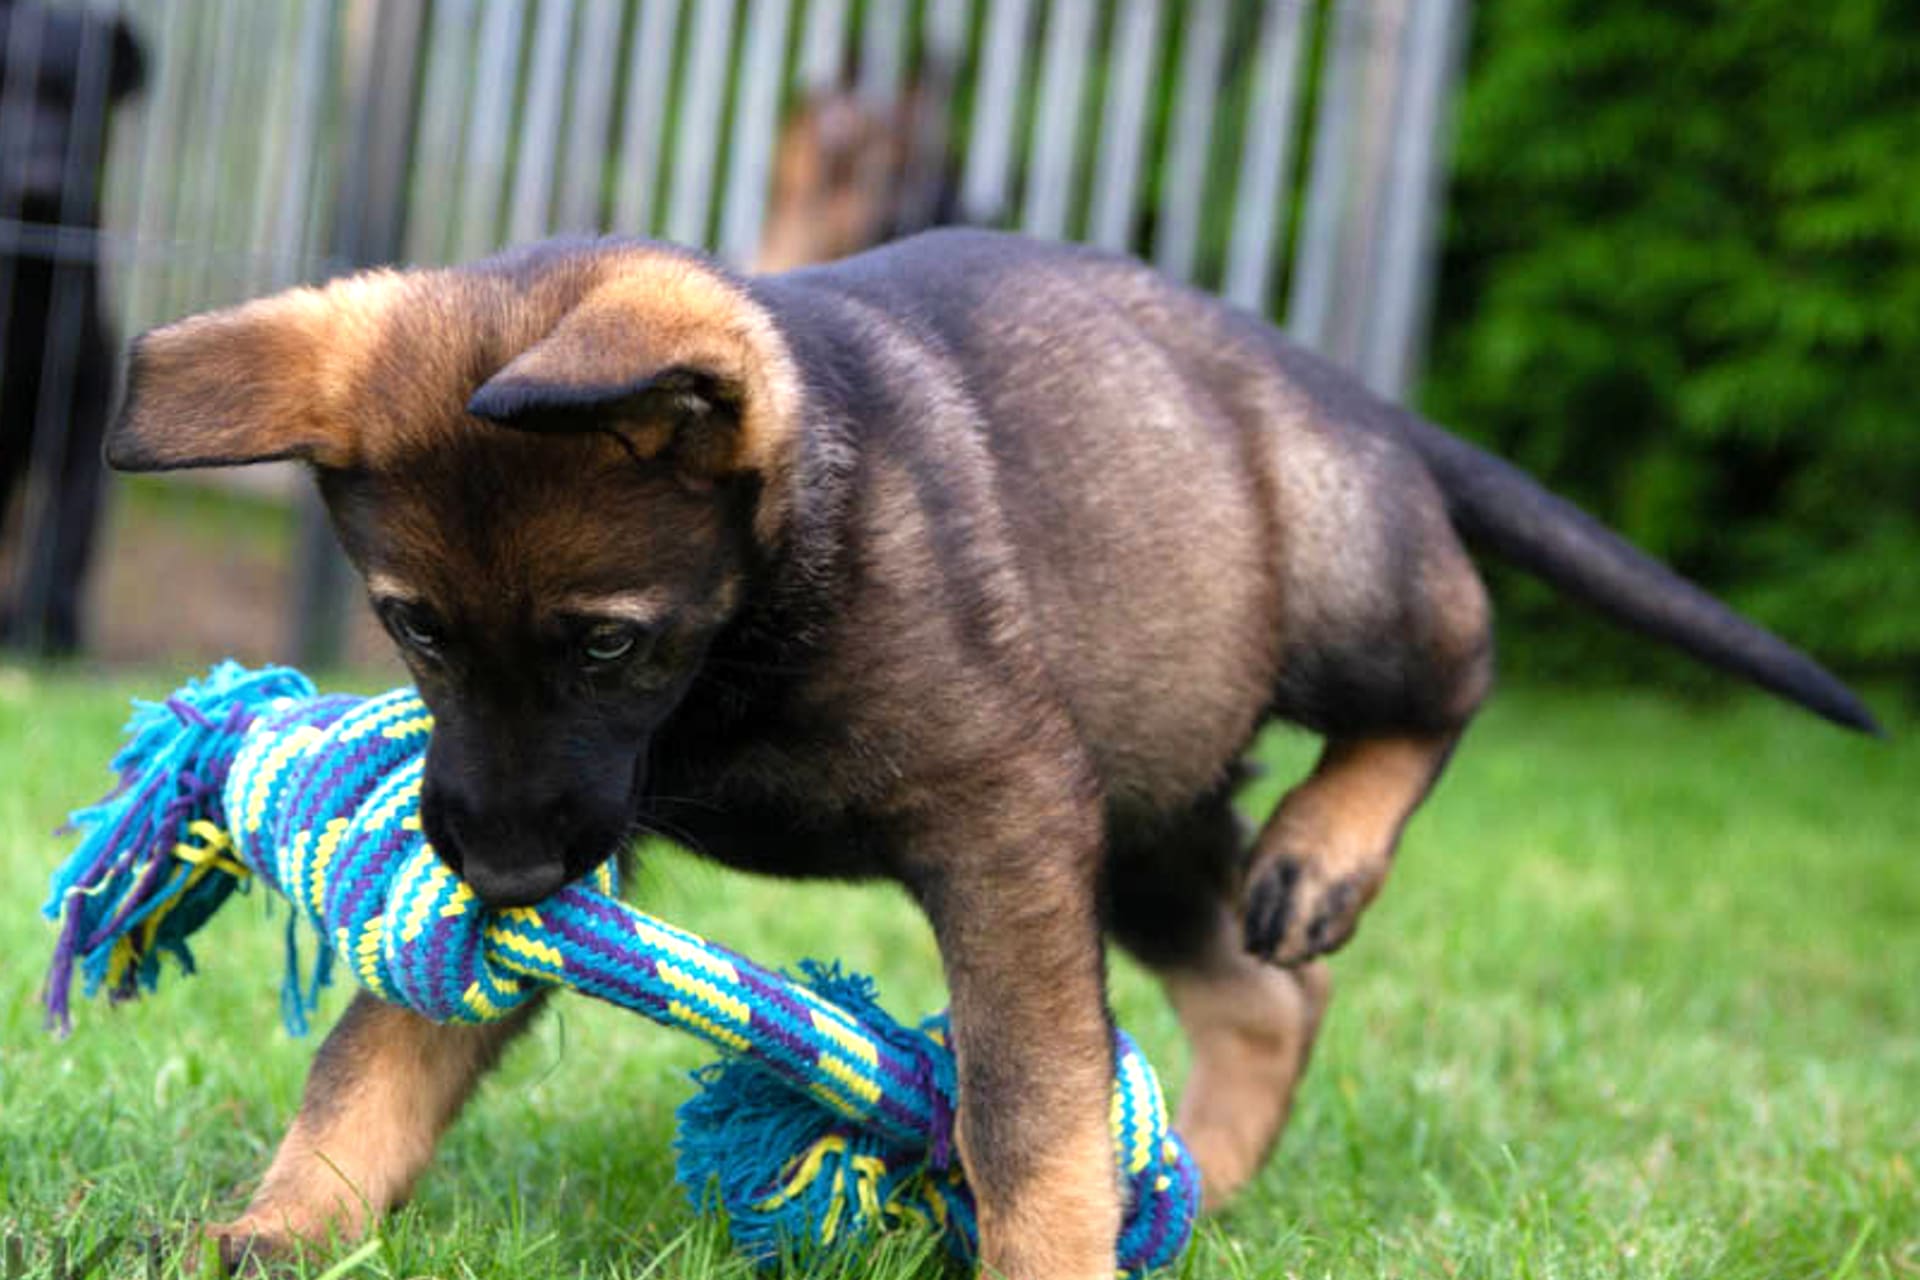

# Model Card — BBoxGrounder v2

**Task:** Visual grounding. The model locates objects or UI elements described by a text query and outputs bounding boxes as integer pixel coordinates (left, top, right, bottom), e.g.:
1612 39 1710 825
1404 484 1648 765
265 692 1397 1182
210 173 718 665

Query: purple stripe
539 912 683 1016
543 907 872 1116
729 964 937 1135
561 893 936 1139
274 728 400 854
43 907 83 1030
78 829 181 951
560 897 833 1075
163 696 211 728
329 821 417 937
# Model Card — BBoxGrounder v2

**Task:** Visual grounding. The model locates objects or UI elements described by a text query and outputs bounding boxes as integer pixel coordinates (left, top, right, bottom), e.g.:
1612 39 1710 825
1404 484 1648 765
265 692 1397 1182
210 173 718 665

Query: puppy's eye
384 603 444 656
582 623 643 666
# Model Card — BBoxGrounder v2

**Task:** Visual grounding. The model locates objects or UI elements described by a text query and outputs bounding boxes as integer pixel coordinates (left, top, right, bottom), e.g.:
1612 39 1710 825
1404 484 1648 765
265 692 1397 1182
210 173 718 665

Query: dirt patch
76 478 401 674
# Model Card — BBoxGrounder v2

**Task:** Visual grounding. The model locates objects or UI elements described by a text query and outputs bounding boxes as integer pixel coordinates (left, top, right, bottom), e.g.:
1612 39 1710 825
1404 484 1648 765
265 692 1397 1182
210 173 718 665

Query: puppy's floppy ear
465 263 799 482
106 273 403 472
468 355 745 480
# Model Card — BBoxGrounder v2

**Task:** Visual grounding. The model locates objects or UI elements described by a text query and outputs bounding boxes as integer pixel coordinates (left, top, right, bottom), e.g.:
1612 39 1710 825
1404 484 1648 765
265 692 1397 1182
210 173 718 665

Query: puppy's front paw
1242 855 1377 966
201 1220 296 1276
202 1206 350 1277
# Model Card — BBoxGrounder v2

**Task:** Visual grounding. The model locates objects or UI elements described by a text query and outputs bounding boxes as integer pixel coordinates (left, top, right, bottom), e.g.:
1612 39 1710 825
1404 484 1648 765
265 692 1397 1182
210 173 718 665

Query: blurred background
0 0 1912 697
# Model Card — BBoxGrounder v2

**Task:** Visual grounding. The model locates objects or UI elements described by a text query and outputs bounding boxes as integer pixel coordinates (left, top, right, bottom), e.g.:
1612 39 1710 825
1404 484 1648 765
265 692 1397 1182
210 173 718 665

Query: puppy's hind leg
1247 522 1494 967
1240 730 1465 967
1108 792 1332 1211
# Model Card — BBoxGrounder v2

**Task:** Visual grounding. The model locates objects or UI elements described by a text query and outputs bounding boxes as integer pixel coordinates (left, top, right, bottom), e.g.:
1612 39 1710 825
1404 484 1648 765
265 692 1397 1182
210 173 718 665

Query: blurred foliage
1423 0 1920 687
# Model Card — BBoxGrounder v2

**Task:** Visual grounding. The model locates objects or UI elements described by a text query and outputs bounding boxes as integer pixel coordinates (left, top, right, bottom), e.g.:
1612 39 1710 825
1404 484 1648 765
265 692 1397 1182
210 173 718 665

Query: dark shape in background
0 1 144 655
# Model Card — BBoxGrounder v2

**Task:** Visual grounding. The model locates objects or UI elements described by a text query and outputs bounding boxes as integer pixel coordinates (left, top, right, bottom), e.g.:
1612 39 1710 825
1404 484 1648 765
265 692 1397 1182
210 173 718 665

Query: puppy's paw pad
1242 858 1371 967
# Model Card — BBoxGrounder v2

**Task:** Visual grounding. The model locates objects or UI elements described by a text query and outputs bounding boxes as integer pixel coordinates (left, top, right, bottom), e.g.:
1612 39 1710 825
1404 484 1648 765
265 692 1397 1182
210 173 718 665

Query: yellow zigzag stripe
401 862 450 942
243 725 323 833
815 1051 883 1106
633 917 737 983
463 982 501 1019
338 696 428 743
808 1079 859 1118
364 766 422 833
809 1009 878 1067
462 975 520 1019
310 818 348 914
490 952 554 981
352 918 387 996
484 925 564 972
1121 1052 1153 1174
381 715 434 741
667 1001 752 1053
791 979 866 1038
656 962 750 1025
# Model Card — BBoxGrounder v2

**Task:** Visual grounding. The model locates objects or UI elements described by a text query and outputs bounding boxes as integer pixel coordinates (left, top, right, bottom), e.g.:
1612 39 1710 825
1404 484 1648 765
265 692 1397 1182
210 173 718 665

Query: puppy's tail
1400 417 1881 735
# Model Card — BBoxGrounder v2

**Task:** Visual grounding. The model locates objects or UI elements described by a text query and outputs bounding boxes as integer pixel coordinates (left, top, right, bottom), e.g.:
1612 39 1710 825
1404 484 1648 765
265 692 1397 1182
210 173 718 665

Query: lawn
1 664 1913 1279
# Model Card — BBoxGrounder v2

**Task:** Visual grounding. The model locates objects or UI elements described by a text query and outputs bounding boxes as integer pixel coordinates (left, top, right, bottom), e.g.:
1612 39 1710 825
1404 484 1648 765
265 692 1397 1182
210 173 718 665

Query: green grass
1 665 1914 1278
116 477 295 558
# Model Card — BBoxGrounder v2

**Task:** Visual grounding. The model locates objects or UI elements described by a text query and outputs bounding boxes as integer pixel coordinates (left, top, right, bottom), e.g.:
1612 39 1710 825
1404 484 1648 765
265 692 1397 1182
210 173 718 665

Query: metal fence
0 0 1468 664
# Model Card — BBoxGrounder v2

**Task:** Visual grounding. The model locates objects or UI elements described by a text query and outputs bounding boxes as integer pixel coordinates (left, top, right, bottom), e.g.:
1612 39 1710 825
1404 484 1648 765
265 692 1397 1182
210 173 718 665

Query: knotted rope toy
44 663 1199 1274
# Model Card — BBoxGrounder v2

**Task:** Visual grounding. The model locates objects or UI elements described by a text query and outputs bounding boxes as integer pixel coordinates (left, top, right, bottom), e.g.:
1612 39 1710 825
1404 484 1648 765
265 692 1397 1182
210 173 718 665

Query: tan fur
753 85 946 274
1425 554 1497 720
1249 732 1462 966
552 587 679 625
207 994 538 1266
1162 924 1331 1209
108 272 408 471
964 1121 1122 1280
361 571 415 604
755 93 903 274
487 254 802 483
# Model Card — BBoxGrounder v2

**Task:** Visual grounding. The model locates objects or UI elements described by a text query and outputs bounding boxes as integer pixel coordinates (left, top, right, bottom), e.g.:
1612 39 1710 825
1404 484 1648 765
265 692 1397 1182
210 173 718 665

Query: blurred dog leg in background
755 65 957 274
0 3 144 656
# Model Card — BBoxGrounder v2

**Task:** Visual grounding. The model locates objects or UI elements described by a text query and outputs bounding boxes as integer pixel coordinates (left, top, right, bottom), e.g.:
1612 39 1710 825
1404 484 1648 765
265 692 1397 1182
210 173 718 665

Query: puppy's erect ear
465 260 800 482
106 273 404 472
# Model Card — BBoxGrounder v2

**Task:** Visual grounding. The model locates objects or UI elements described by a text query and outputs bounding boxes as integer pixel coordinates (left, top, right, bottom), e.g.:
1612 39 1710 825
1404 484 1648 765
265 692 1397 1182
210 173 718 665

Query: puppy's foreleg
911 774 1120 1280
209 990 543 1268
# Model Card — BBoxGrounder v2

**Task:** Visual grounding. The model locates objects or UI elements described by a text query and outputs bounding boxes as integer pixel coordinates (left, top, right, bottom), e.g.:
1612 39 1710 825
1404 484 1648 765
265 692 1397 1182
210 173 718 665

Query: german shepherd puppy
105 232 1878 1278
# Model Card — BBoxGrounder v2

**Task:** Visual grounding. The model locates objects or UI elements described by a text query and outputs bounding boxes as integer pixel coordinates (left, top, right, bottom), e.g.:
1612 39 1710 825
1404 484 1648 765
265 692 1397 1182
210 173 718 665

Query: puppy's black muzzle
420 783 625 909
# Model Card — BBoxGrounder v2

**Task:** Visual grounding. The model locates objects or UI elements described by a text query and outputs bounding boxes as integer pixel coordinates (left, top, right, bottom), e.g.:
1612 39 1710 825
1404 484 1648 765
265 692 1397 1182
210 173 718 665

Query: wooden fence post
291 0 428 669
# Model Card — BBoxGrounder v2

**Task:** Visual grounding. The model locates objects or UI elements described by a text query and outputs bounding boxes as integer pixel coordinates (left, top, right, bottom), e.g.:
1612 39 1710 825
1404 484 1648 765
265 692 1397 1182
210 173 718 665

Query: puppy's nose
420 791 574 909
458 856 569 909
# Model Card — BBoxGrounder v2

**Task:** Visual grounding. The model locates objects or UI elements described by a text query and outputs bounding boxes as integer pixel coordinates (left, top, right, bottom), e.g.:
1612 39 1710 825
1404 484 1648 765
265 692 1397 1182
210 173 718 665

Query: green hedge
1423 0 1920 687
